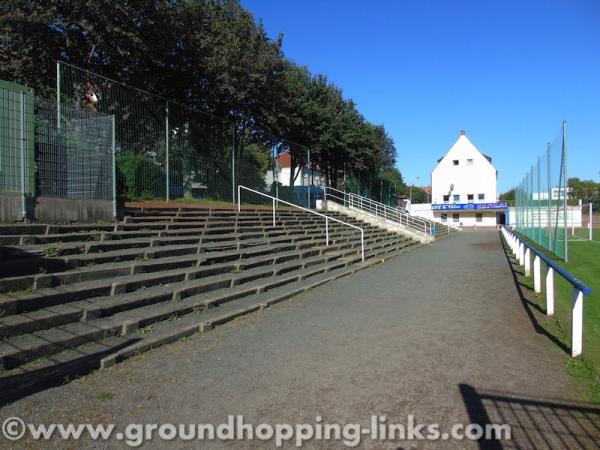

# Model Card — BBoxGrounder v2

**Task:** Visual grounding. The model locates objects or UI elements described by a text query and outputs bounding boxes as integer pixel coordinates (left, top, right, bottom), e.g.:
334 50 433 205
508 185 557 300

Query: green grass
512 229 600 401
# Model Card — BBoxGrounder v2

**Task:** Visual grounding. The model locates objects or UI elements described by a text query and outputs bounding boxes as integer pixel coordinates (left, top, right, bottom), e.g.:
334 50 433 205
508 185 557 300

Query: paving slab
1 231 598 449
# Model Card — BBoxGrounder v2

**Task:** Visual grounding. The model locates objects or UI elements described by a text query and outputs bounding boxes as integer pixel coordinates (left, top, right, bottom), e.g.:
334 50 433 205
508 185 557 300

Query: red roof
276 152 293 168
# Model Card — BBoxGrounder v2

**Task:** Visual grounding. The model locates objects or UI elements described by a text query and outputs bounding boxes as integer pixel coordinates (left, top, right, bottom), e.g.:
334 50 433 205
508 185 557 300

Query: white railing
324 187 434 236
501 226 592 357
237 185 365 262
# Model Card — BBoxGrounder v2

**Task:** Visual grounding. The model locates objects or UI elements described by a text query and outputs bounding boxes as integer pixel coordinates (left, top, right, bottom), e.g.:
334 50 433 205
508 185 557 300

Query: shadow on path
498 233 571 356
460 383 600 449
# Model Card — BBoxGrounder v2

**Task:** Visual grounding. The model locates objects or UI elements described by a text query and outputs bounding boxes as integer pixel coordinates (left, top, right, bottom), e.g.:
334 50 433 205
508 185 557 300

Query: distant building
265 152 325 187
412 131 508 227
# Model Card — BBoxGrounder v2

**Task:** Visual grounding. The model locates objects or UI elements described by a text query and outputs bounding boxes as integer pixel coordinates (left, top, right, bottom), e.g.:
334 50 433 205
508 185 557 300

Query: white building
264 153 325 187
412 131 508 228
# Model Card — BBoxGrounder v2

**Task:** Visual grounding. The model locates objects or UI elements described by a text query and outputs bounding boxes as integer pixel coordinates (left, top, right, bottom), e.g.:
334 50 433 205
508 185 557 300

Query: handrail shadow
460 383 600 449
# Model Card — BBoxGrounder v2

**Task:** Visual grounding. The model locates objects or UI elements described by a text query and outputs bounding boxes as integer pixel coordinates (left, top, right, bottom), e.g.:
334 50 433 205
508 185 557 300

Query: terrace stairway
0 205 423 397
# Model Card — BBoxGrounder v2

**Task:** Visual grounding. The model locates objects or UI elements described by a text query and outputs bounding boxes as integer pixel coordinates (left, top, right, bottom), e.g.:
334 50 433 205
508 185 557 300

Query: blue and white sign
431 202 508 211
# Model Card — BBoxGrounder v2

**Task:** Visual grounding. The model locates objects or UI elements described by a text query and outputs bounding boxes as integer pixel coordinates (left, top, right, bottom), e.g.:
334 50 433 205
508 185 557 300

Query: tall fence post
111 115 117 220
19 90 26 221
165 101 170 201
307 148 311 208
547 143 551 247
524 247 531 277
232 125 236 205
562 120 568 262
56 62 61 132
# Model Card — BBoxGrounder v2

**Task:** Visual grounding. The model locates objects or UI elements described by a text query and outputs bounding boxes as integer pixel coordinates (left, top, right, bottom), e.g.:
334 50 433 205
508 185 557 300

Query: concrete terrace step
0 239 421 394
0 231 406 317
0 229 412 294
0 205 426 391
0 225 387 278
0 234 412 348
0 252 350 342
0 257 361 370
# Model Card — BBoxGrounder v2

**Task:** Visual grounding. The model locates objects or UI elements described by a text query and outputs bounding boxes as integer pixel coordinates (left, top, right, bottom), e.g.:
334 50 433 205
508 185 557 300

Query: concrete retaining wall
0 195 114 223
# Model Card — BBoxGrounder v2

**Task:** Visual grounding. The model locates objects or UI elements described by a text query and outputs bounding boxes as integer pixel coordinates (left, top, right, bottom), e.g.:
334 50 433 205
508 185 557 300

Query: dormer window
467 158 473 166
453 160 459 166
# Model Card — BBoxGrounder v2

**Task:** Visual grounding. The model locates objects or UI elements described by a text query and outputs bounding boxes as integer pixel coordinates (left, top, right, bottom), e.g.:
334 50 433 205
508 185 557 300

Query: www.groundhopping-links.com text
2 414 511 447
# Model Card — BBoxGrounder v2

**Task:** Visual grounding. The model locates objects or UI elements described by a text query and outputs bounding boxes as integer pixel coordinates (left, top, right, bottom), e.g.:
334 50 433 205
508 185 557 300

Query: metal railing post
237 185 241 212
546 267 554 316
361 229 365 262
19 90 26 221
165 100 170 201
325 217 329 246
232 125 236 205
111 115 117 220
272 198 275 226
572 287 583 357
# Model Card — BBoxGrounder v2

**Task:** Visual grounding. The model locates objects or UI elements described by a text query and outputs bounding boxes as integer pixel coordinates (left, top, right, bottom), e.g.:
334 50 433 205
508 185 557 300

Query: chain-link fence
58 61 328 209
514 123 568 260
36 97 113 200
342 170 400 207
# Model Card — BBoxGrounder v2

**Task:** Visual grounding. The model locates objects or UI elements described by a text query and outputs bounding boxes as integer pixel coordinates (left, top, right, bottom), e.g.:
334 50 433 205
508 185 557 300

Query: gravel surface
1 231 598 449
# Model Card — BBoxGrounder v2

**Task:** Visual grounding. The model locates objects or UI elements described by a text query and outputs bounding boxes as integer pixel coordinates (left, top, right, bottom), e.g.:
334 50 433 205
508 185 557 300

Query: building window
476 213 483 223
467 194 474 203
443 195 450 203
453 194 460 203
478 193 485 200
453 160 459 166
453 213 459 223
441 214 447 222
467 158 473 166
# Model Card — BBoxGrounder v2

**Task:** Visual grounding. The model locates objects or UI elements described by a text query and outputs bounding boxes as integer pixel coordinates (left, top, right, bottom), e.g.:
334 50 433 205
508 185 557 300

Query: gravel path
2 231 598 449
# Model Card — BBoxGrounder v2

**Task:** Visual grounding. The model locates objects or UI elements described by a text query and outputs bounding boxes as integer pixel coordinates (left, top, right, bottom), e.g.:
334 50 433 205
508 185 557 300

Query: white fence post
533 255 541 293
524 248 531 276
518 242 524 265
546 268 554 316
572 288 584 357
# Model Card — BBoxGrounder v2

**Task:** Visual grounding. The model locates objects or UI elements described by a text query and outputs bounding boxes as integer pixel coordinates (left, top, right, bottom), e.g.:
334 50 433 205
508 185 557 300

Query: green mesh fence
514 123 568 260
0 81 35 197
58 62 230 202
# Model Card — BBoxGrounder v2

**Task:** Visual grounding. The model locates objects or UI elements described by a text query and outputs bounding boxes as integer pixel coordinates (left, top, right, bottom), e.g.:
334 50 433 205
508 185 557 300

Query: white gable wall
431 135 497 205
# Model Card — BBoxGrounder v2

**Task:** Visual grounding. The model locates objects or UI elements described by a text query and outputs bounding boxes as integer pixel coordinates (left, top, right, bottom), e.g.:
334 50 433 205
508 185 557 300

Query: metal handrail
238 185 365 262
501 226 592 357
324 187 433 235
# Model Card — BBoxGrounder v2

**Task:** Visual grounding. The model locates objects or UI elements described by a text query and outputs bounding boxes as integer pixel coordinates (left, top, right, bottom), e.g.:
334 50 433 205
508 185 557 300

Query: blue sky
242 0 600 193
